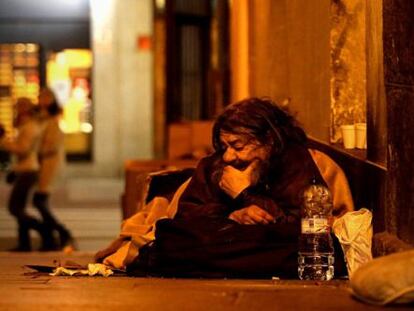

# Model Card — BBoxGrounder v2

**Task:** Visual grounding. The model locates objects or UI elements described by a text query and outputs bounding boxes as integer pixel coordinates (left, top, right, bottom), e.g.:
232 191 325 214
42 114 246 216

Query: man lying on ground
123 98 353 278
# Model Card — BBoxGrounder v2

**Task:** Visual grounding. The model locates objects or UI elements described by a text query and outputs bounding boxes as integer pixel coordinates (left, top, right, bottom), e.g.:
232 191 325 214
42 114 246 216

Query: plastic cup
341 124 355 149
355 123 367 149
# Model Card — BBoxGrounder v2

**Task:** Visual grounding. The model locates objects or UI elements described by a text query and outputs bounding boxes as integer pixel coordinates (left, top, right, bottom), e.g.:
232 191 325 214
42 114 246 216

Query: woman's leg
33 191 74 249
8 172 39 251
8 172 56 251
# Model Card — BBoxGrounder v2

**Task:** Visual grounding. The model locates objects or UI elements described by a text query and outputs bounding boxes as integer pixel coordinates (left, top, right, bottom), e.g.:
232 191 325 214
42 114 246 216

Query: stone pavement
0 252 412 311
1 178 413 310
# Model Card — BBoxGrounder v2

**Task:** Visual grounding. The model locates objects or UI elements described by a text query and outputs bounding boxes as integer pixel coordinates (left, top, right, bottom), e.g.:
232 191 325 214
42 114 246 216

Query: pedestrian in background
1 97 55 251
33 88 75 252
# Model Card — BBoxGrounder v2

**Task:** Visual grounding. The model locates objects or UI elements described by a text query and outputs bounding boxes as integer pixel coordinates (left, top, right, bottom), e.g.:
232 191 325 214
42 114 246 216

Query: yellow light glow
47 49 92 134
155 0 166 10
63 49 92 68
47 60 69 84
80 122 93 133
56 53 67 66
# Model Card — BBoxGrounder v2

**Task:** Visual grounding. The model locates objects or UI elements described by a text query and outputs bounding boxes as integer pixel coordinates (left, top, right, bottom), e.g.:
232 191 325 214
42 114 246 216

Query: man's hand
229 205 275 225
219 160 258 198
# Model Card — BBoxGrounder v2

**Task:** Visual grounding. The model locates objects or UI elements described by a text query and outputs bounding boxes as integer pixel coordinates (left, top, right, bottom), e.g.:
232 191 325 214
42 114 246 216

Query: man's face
219 131 271 170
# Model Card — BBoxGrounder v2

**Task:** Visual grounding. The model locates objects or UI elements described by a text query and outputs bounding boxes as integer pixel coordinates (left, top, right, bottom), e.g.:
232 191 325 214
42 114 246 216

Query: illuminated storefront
0 0 92 161
47 49 93 160
0 43 40 138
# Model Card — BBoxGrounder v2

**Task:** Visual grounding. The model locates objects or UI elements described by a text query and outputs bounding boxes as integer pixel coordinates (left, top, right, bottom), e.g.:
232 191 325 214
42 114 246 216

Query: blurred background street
0 177 122 252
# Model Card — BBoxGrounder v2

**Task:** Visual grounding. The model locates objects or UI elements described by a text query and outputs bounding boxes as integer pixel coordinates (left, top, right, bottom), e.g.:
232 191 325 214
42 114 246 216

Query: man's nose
222 148 236 163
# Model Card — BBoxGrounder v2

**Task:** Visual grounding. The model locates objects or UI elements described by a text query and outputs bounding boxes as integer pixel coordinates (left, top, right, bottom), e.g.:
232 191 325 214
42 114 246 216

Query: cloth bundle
332 208 373 277
350 249 414 305
95 178 191 270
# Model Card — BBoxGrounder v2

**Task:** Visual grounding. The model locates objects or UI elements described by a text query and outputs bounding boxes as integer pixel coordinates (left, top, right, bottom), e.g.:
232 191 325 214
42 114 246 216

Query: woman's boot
9 224 31 252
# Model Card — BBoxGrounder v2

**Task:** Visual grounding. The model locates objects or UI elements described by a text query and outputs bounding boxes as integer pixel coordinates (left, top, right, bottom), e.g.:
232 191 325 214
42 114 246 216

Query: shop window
0 43 40 139
47 49 93 161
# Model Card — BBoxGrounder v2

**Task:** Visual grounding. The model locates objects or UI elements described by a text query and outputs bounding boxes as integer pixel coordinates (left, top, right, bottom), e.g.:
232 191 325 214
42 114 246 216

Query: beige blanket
309 149 354 218
95 178 191 269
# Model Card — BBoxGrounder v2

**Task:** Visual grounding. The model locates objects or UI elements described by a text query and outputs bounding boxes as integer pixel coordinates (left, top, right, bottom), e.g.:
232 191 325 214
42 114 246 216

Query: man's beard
211 157 270 188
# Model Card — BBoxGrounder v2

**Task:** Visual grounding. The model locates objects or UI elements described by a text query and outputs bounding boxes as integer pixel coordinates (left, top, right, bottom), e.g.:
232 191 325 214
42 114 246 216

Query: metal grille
180 24 203 120
175 0 210 15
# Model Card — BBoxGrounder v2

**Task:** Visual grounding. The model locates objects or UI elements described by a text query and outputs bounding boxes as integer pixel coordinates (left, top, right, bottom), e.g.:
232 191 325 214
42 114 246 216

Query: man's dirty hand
228 205 275 225
219 160 258 198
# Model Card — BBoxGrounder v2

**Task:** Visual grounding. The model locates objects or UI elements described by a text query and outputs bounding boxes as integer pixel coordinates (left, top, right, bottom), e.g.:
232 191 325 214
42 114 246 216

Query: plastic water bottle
298 182 334 280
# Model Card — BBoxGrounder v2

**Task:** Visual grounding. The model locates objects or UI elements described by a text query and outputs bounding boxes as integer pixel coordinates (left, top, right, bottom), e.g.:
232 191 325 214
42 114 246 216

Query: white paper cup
341 124 355 149
355 123 367 149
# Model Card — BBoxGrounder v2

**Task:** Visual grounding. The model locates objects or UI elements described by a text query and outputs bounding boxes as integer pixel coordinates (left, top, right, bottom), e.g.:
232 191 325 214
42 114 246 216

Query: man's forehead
220 131 250 143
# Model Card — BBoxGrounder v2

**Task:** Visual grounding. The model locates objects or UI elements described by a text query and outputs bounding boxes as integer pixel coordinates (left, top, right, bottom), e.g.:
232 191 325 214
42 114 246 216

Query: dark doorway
164 0 230 123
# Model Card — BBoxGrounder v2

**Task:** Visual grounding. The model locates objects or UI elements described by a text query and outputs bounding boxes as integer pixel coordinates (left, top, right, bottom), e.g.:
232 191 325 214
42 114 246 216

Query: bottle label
301 217 329 233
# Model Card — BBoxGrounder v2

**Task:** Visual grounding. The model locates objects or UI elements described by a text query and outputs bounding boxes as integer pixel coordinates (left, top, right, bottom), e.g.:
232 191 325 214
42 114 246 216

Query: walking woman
1 98 55 251
33 88 75 252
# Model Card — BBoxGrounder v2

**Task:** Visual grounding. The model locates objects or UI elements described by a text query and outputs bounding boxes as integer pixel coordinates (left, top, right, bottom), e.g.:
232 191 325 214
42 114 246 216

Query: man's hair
212 97 307 156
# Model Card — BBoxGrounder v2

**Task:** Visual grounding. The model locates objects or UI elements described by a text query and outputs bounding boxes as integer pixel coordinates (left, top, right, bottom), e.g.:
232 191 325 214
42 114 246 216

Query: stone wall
330 0 366 142
248 0 331 142
246 0 368 144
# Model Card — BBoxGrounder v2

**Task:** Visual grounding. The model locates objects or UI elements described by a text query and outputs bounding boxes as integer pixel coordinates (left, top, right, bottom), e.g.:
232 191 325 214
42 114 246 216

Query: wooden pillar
153 13 167 159
230 0 250 102
366 0 387 166
241 0 331 142
365 0 387 233
382 0 414 243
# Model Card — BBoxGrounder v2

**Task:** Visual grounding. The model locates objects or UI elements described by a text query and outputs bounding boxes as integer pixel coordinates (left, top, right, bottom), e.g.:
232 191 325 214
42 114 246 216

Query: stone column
68 0 154 178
